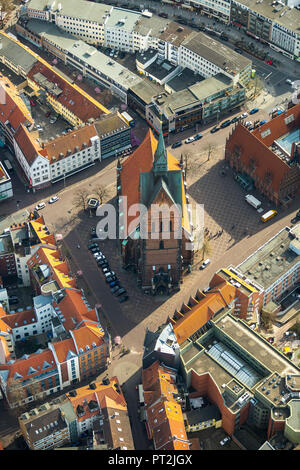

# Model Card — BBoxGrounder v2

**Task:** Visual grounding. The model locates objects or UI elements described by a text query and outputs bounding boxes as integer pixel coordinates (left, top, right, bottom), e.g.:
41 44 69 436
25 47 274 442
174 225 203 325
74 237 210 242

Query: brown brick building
117 129 194 294
225 103 300 207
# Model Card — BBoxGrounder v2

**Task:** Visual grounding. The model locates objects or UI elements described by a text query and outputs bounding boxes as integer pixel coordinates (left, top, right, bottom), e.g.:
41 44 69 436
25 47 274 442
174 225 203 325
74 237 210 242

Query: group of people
204 227 224 240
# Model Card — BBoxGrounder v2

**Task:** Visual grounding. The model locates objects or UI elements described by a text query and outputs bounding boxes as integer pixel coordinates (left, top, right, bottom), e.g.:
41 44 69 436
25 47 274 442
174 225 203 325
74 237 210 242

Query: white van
245 194 261 209
200 259 210 270
35 202 46 210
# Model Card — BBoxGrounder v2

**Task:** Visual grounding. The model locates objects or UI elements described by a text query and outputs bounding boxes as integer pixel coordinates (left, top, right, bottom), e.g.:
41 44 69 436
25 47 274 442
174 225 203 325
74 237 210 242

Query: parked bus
3 159 13 172
261 210 277 223
121 111 135 127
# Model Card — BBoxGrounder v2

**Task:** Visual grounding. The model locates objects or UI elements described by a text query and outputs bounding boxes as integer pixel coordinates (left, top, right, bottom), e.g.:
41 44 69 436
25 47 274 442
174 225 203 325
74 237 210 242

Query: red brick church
116 129 194 295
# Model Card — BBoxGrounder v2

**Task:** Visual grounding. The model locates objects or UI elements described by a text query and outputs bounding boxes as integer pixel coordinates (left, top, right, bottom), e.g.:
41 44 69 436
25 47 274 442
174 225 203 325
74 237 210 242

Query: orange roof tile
51 338 77 363
1 348 56 384
67 377 126 422
172 283 236 345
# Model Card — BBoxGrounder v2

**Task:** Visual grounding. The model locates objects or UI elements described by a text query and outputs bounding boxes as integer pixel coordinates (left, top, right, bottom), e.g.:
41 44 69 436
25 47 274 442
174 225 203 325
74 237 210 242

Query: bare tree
101 88 112 106
201 235 212 261
92 184 108 205
205 143 215 162
0 0 14 13
73 188 89 211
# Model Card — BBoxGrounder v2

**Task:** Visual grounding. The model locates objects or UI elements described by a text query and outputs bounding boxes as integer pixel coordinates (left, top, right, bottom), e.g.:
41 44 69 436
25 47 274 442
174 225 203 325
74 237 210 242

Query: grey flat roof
26 18 79 50
145 58 178 81
94 112 129 138
25 20 142 90
129 79 165 104
166 68 205 93
189 73 233 102
236 226 300 290
0 35 37 73
105 7 141 31
182 31 251 75
27 0 110 23
65 41 142 90
136 49 157 65
133 15 172 37
233 0 300 35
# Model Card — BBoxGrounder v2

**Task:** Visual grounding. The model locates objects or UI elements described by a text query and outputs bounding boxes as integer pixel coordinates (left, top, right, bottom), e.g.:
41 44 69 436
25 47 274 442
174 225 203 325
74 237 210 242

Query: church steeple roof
153 125 168 175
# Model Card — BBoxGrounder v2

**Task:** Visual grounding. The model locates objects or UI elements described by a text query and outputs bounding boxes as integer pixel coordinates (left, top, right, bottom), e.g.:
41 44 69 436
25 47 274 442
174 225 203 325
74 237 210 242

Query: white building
0 162 13 202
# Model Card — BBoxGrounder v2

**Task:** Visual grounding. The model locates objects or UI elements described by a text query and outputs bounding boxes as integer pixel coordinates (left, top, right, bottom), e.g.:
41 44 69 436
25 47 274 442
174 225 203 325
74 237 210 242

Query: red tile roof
41 124 98 162
27 62 106 123
14 124 43 166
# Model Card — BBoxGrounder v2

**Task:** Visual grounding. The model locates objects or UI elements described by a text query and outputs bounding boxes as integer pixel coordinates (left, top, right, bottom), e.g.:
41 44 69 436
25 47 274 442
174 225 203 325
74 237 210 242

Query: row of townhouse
0 69 130 190
24 0 252 87
18 376 135 450
166 0 300 59
141 361 190 450
0 216 111 409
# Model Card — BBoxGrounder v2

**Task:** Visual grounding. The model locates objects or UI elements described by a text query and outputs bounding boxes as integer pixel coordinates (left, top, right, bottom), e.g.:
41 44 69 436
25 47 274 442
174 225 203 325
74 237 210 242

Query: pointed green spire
153 122 168 175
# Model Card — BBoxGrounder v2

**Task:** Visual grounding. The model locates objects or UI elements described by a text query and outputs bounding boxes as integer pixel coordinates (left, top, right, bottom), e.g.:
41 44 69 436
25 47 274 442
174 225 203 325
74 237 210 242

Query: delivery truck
245 194 261 209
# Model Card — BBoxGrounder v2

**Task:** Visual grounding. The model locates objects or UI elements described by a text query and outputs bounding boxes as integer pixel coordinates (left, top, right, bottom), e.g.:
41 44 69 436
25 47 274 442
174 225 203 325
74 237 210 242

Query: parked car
171 141 182 149
102 267 111 274
111 285 121 294
240 112 248 118
245 121 253 127
210 127 219 133
259 120 267 125
119 295 129 303
220 34 229 41
220 436 231 446
249 107 259 115
30 99 36 106
88 243 98 250
185 136 195 144
50 117 57 123
98 259 108 266
90 247 99 253
234 48 243 54
194 133 203 140
116 288 127 297
200 259 210 270
231 116 239 124
106 275 117 283
220 120 231 128
35 202 46 211
109 280 119 288
49 196 59 204
104 271 115 279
